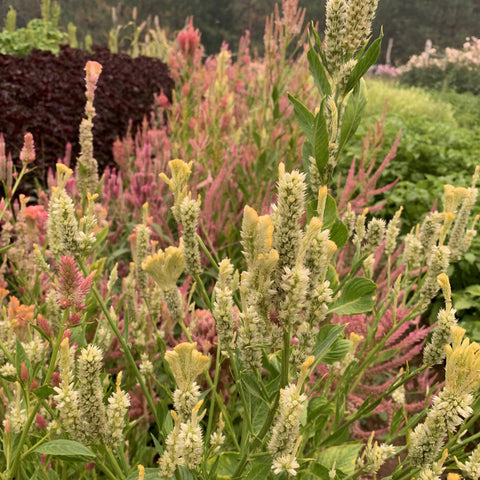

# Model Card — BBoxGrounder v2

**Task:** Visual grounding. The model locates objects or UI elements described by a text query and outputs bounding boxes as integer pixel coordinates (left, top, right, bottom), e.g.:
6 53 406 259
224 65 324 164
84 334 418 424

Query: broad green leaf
302 140 314 183
304 462 331 480
344 34 383 94
125 469 160 480
329 219 349 248
33 385 55 400
307 41 331 97
34 440 95 462
316 444 362 475
288 93 314 143
329 277 377 315
338 80 367 156
313 108 330 175
323 194 338 227
313 324 345 362
216 452 240 477
245 460 272 479
307 396 335 424
321 338 352 364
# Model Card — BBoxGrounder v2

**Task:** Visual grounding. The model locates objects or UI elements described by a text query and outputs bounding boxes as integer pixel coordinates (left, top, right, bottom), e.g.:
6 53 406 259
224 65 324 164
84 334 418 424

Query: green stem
231 326 291 479
196 234 219 273
0 164 27 223
205 345 222 448
105 446 125 480
79 260 163 436
194 274 213 310
6 323 65 479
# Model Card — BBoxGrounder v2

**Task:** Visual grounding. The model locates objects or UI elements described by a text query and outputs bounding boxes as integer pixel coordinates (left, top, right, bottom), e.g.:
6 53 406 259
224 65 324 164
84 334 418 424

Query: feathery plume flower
403 229 423 270
423 274 457 366
159 159 193 223
419 245 451 306
385 207 403 256
76 61 102 194
277 265 309 328
419 213 444 255
106 372 130 446
241 205 274 266
179 194 202 277
213 258 237 353
409 327 480 467
56 255 94 310
456 443 480 480
237 304 265 369
324 0 347 75
417 449 449 480
3 382 27 434
159 410 183 479
343 0 379 56
19 132 35 165
357 432 396 474
53 338 80 436
268 357 313 474
133 205 151 295
362 217 386 255
209 413 225 453
272 163 307 286
449 179 479 261
177 400 205 470
48 165 81 258
76 345 107 444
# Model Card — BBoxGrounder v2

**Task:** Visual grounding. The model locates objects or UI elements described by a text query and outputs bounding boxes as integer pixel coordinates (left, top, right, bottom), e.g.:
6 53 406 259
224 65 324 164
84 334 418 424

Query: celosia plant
0 1 480 480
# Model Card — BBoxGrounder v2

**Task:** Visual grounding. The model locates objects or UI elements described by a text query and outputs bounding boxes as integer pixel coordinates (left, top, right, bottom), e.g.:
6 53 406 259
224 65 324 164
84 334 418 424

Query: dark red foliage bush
0 45 173 187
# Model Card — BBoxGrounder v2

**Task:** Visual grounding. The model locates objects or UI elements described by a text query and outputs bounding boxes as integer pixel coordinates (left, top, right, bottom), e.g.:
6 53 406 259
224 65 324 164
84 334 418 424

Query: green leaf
125 469 160 480
0 242 14 254
329 277 377 315
338 80 367 156
307 40 331 97
323 194 338 227
344 34 383 94
321 338 352 364
245 460 272 479
288 93 314 143
313 324 345 362
307 396 335 424
216 452 240 476
304 462 331 480
32 385 55 400
329 219 349 248
33 440 95 462
313 107 330 175
316 444 362 475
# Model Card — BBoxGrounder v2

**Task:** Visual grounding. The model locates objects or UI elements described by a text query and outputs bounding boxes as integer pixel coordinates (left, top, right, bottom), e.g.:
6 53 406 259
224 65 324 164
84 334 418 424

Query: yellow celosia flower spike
142 244 185 290
445 325 480 396
165 342 210 391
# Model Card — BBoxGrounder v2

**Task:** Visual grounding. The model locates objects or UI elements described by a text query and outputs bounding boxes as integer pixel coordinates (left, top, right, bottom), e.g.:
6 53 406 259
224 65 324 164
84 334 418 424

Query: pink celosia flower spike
56 255 94 310
177 18 201 61
19 132 35 165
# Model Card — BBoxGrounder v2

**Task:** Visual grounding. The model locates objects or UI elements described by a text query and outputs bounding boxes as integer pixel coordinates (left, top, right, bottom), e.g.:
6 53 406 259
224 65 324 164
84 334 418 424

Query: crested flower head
165 342 210 391
142 244 185 290
445 326 480 396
